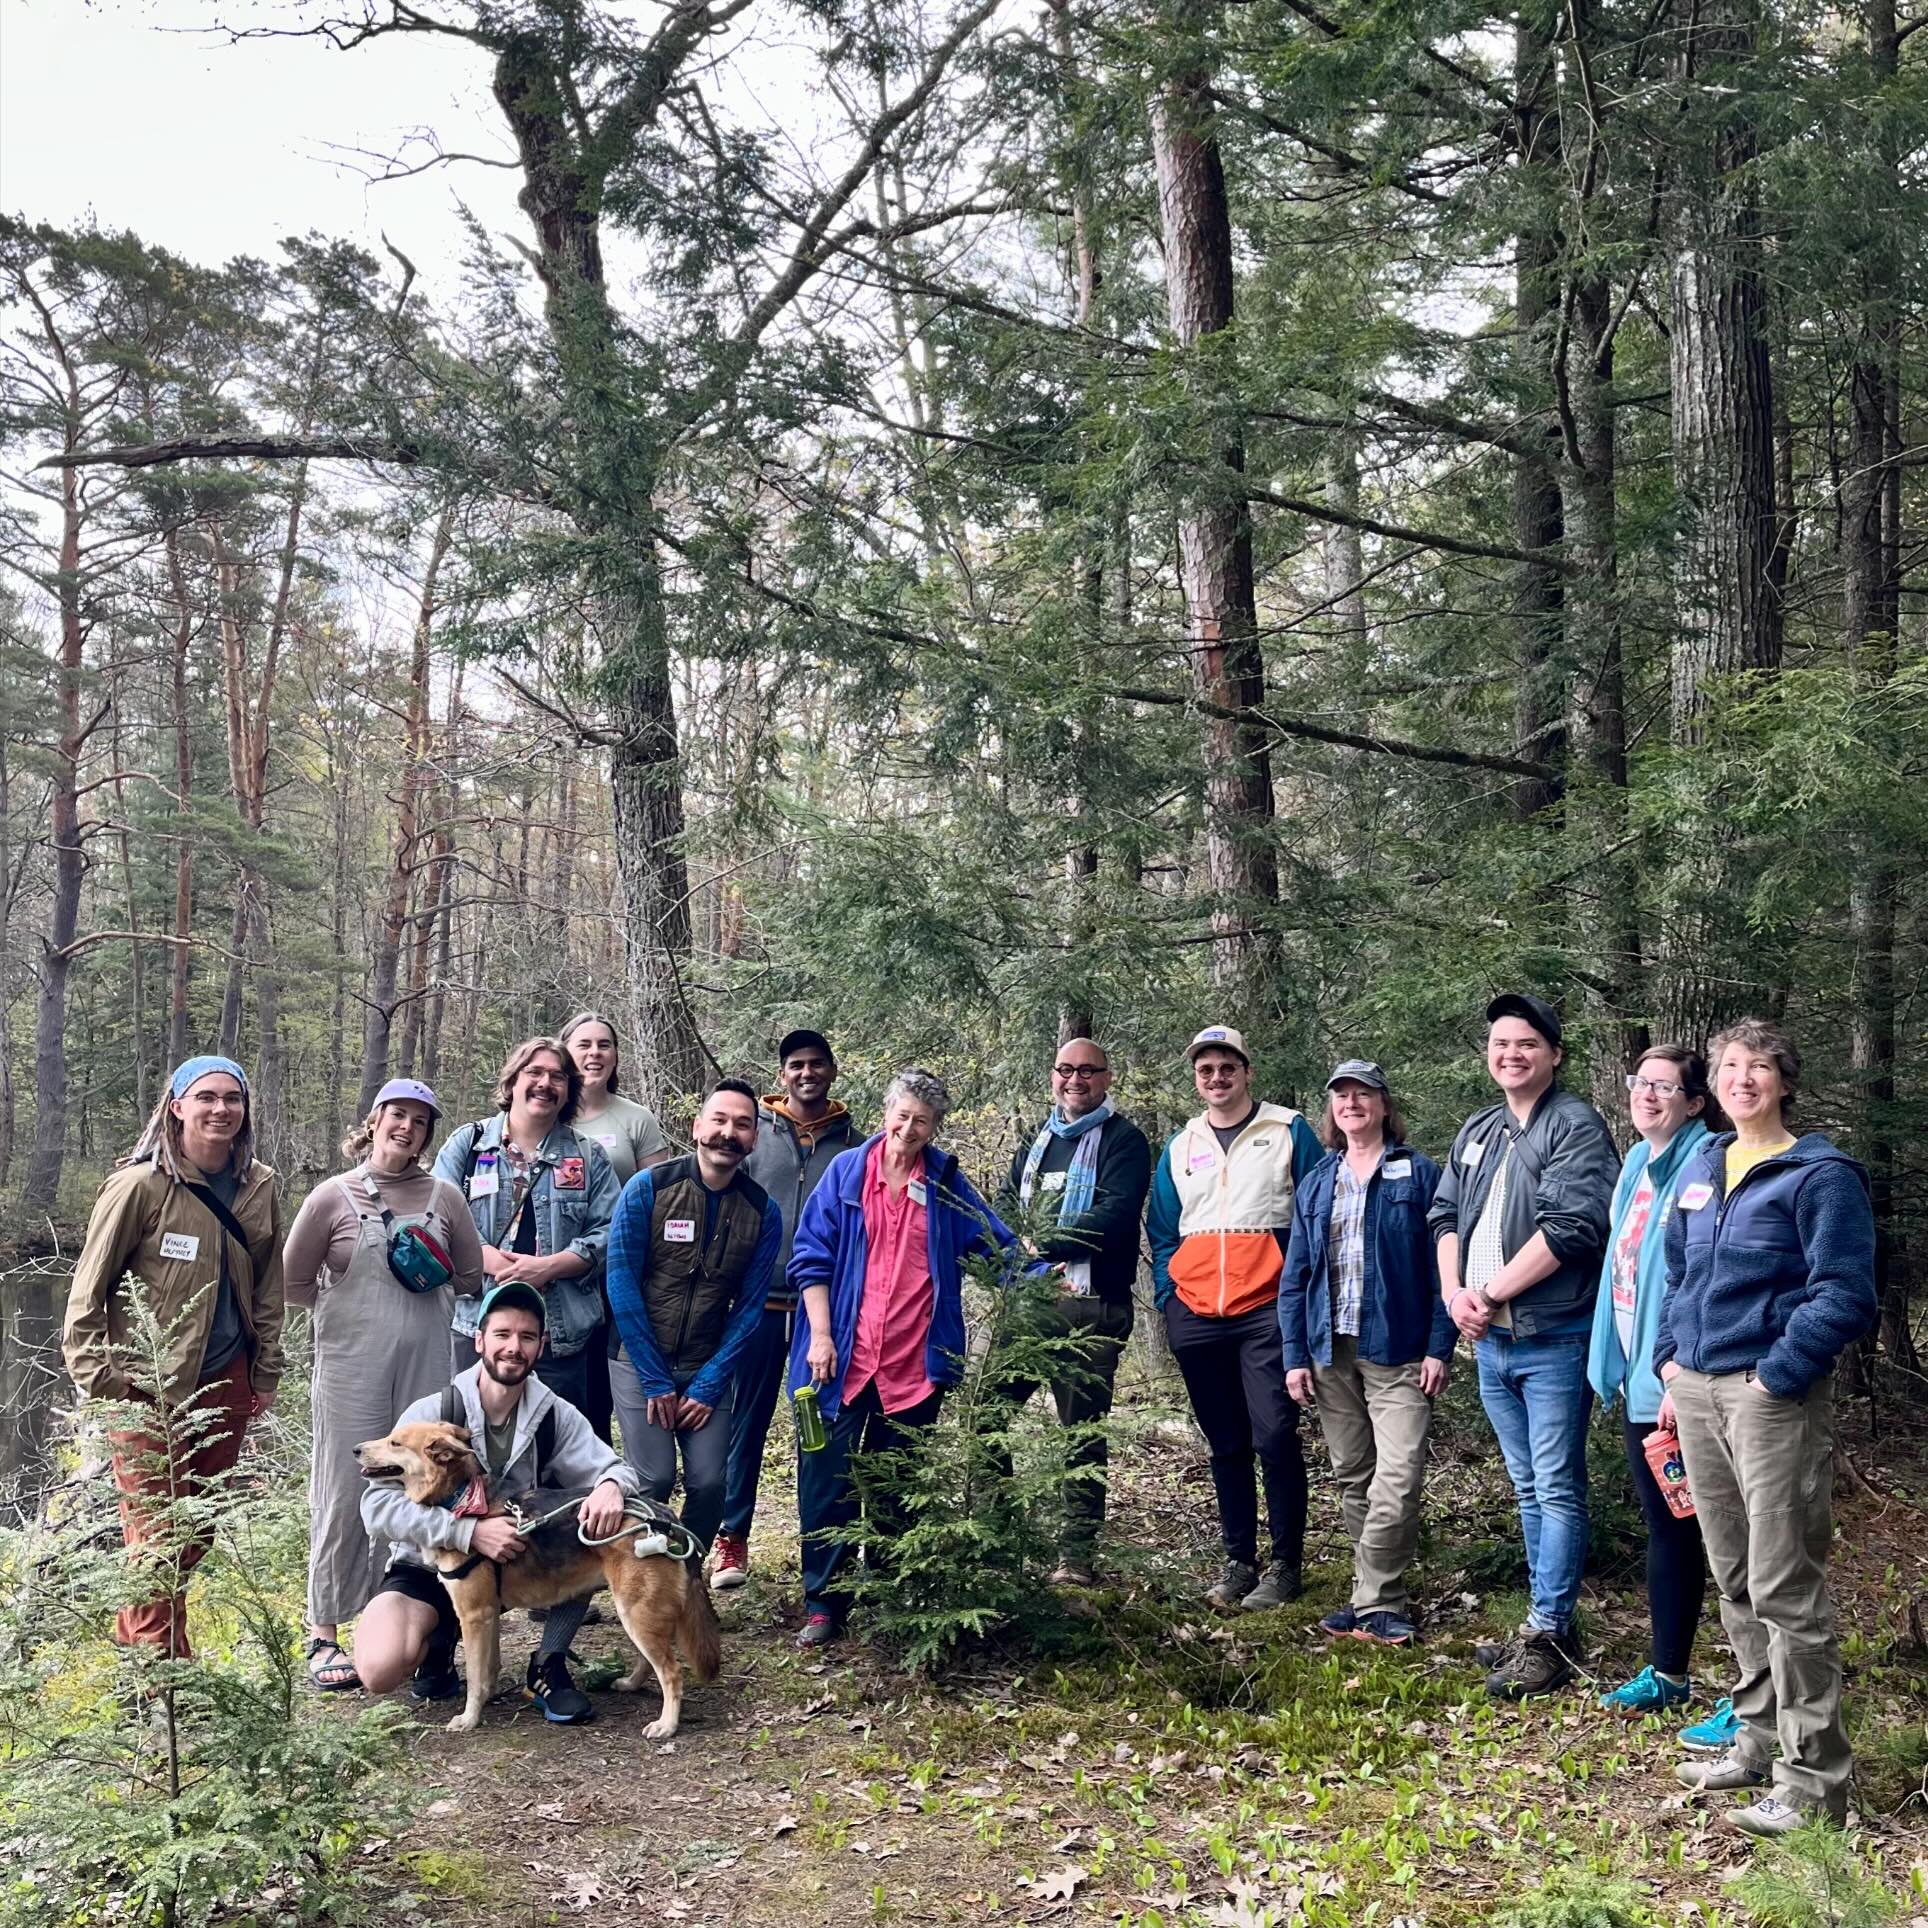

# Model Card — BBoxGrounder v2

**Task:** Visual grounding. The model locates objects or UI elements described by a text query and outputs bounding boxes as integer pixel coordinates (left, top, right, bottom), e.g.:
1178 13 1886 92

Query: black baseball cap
1326 1059 1390 1093
1485 993 1562 1048
475 1281 547 1331
777 1028 835 1067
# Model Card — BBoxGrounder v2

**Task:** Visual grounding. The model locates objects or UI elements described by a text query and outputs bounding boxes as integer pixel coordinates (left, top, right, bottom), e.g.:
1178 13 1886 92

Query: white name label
907 1179 928 1208
469 1167 499 1199
1460 1139 1485 1167
1041 1171 1067 1193
160 1232 200 1262
1384 1159 1413 1181
1678 1182 1714 1212
664 1218 697 1243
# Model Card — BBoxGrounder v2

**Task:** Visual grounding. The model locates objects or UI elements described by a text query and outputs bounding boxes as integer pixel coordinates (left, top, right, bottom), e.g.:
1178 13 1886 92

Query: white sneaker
1727 1795 1821 1839
1674 1749 1769 1792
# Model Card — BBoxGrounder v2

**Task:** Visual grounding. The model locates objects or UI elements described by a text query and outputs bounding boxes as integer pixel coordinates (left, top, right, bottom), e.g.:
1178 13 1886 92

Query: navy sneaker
1354 1610 1418 1647
408 1638 462 1703
1319 1605 1359 1637
524 1652 593 1724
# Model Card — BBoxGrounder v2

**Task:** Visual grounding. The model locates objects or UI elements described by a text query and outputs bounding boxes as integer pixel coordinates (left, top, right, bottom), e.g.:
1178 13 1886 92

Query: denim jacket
432 1114 620 1358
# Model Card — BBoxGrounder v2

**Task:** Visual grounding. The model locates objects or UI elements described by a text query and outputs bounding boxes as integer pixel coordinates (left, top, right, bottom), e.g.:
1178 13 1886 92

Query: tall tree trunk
421 658 464 1093
163 526 197 1065
1149 32 1280 1003
357 507 451 1111
1660 0 1782 1044
1844 0 1912 1376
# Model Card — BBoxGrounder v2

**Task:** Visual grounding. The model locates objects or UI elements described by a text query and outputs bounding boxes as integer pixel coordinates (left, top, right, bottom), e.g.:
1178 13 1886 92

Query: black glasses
1053 1064 1110 1080
1626 1074 1684 1099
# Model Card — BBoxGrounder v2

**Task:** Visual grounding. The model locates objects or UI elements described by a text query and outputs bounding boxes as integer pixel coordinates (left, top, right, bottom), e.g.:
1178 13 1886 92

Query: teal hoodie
1586 1120 1711 1424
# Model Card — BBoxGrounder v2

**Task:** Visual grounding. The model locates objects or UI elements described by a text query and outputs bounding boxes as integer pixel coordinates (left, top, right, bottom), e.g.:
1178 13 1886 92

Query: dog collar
440 1475 491 1520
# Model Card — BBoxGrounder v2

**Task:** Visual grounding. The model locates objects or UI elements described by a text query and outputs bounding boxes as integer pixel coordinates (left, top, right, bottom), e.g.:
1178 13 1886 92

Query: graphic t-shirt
1610 1170 1656 1358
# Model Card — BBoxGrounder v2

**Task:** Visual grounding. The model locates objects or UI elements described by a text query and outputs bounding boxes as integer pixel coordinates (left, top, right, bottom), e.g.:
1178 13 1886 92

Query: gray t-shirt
574 1093 669 1186
195 1163 251 1382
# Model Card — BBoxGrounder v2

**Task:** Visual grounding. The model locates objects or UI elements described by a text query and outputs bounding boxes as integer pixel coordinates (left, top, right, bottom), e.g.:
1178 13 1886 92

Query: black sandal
304 1636 361 1693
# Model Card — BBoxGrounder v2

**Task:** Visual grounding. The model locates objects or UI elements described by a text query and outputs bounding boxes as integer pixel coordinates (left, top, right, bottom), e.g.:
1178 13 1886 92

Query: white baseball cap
1186 1025 1250 1065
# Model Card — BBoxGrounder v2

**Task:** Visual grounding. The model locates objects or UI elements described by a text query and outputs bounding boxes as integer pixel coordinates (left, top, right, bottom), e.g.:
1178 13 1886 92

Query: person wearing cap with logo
63 1056 287 1658
1428 994 1618 1699
1653 1017 1875 1837
433 1037 621 1428
987 1037 1153 1586
1280 1062 1451 1647
604 1079 783 1563
715 1029 860 1588
284 1078 486 1691
354 1280 642 1723
1146 1026 1324 1611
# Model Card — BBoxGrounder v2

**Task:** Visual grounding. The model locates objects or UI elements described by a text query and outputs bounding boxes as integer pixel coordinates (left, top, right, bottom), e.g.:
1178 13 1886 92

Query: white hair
883 1066 951 1124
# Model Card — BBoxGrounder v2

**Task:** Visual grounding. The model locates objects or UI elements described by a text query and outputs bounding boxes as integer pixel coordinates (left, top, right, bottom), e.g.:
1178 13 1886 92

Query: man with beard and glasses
604 1080 782 1562
354 1283 640 1723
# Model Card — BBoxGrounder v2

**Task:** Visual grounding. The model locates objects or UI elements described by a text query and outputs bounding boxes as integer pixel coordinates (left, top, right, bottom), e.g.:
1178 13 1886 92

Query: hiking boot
1319 1605 1359 1638
1241 1563 1304 1611
1353 1610 1418 1647
712 1533 750 1590
1474 1636 1513 1669
1675 1749 1769 1793
524 1651 593 1725
1600 1665 1692 1716
1727 1795 1826 1839
796 1610 842 1649
1050 1559 1097 1588
1486 1628 1580 1700
1206 1560 1260 1610
1679 1696 1742 1754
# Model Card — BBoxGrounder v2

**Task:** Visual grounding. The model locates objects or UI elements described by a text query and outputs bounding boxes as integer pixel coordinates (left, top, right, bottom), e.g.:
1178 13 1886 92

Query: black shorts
375 1559 460 1648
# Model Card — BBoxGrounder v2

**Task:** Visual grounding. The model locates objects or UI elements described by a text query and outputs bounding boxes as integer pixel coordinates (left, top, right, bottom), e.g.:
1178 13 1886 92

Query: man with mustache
604 1079 783 1558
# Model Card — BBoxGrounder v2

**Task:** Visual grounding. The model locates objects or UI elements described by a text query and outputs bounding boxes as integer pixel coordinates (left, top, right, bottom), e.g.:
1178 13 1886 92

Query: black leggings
1623 1415 1708 1677
1165 1297 1307 1569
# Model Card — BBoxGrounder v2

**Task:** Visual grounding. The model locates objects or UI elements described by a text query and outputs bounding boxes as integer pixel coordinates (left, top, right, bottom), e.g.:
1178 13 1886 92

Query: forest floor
347 1369 1928 1928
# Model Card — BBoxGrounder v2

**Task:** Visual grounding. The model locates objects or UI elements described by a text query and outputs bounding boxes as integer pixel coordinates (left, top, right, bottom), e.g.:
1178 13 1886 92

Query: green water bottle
793 1384 828 1453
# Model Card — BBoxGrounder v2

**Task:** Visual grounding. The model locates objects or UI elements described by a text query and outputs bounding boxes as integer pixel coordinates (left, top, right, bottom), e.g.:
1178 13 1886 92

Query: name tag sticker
1460 1139 1485 1168
1188 1149 1217 1173
1384 1159 1413 1181
1678 1182 1714 1212
554 1156 586 1191
160 1232 200 1262
469 1166 499 1199
1041 1171 1067 1193
907 1179 928 1208
665 1218 697 1243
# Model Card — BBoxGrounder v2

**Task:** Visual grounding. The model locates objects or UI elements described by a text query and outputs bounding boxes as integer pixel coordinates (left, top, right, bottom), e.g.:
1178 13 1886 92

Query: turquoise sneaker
1678 1696 1741 1754
1600 1665 1692 1715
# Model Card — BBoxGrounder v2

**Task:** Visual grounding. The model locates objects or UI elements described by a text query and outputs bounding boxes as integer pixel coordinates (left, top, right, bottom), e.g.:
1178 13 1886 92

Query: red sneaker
711 1532 750 1589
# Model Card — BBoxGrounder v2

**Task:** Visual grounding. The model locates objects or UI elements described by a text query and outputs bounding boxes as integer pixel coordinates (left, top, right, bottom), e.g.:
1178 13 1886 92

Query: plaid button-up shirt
1327 1159 1370 1338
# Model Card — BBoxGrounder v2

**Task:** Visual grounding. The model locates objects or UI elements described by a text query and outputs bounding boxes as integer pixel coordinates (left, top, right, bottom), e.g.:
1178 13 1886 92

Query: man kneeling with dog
355 1280 651 1727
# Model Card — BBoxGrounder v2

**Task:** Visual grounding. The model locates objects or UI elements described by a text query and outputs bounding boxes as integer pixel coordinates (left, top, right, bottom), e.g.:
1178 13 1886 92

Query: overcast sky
3 0 528 288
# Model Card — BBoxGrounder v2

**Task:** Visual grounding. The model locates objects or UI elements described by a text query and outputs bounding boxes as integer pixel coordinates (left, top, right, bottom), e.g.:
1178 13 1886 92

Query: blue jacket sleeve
1587 1155 1637 1402
1757 1163 1878 1397
1278 1175 1319 1371
944 1163 1018 1273
1410 1154 1457 1360
431 1123 475 1189
1146 1145 1181 1309
605 1170 676 1398
786 1160 844 1300
687 1198 782 1407
1289 1116 1323 1186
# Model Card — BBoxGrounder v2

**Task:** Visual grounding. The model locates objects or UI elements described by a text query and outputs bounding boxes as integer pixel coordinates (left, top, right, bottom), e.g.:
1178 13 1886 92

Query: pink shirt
843 1139 936 1414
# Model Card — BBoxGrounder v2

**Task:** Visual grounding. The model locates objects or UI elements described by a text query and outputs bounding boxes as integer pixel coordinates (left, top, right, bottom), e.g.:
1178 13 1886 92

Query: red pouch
1642 1428 1696 1519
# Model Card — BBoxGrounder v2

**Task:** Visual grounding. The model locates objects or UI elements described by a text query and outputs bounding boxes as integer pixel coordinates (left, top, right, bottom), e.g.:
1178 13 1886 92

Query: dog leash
504 1492 707 1563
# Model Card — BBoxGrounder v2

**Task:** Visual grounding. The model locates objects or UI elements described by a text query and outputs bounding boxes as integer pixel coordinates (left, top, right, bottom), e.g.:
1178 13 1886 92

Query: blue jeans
1474 1329 1592 1635
721 1306 793 1539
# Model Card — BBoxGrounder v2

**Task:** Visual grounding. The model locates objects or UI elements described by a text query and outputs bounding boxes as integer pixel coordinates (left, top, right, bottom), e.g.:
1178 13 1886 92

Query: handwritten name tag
1678 1182 1715 1212
469 1158 500 1200
1041 1171 1067 1193
907 1179 928 1208
1188 1150 1218 1174
1384 1159 1413 1181
160 1232 200 1262
664 1218 697 1243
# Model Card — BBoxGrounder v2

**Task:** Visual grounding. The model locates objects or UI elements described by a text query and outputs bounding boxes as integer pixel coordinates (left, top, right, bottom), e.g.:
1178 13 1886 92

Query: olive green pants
1671 1367 1849 1816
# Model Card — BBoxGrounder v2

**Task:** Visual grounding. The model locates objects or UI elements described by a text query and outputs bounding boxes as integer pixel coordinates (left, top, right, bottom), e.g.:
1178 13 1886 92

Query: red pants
109 1357 253 1656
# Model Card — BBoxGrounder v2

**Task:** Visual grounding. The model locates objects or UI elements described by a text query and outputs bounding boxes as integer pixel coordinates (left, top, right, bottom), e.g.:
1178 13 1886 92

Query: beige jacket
63 1159 286 1404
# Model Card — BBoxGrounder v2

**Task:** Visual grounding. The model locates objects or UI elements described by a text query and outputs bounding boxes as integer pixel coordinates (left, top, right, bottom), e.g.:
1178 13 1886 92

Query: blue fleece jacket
1584 1120 1710 1423
1656 1131 1876 1399
605 1166 781 1409
785 1135 1017 1421
1278 1143 1453 1371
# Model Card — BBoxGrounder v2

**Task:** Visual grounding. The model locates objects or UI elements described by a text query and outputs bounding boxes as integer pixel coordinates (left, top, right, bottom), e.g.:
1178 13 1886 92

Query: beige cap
1186 1025 1250 1064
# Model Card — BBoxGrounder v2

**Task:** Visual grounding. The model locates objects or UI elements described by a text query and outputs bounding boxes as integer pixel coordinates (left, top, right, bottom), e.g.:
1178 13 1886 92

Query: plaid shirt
1326 1160 1370 1337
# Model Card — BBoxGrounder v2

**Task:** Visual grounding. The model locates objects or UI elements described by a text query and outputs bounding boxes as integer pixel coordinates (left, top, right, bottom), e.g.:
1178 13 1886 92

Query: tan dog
356 1419 721 1737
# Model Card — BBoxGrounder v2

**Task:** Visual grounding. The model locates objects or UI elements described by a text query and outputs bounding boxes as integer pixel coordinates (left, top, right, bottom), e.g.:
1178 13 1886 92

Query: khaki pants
1671 1368 1849 1816
1311 1337 1432 1614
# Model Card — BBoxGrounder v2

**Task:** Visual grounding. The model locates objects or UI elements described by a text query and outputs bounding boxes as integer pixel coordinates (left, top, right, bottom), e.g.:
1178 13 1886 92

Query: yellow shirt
1725 1136 1796 1195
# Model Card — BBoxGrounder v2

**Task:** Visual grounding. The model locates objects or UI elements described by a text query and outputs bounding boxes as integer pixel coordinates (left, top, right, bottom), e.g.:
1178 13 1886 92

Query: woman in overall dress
284 1078 483 1689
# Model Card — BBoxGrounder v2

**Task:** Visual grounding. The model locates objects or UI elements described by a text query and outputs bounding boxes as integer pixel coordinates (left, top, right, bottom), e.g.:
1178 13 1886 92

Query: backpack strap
439 1382 463 1426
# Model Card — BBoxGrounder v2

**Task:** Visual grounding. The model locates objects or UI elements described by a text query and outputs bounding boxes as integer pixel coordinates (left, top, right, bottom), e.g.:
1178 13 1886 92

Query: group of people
62 994 1876 1839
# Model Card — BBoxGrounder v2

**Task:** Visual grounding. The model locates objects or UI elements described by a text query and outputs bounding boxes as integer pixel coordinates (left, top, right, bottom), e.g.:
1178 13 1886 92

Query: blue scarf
1020 1099 1112 1293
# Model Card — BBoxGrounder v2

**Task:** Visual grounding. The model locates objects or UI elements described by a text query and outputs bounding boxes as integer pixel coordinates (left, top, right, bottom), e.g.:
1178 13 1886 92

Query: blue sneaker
1678 1696 1741 1754
1319 1605 1359 1637
1600 1666 1692 1715
1353 1610 1418 1647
